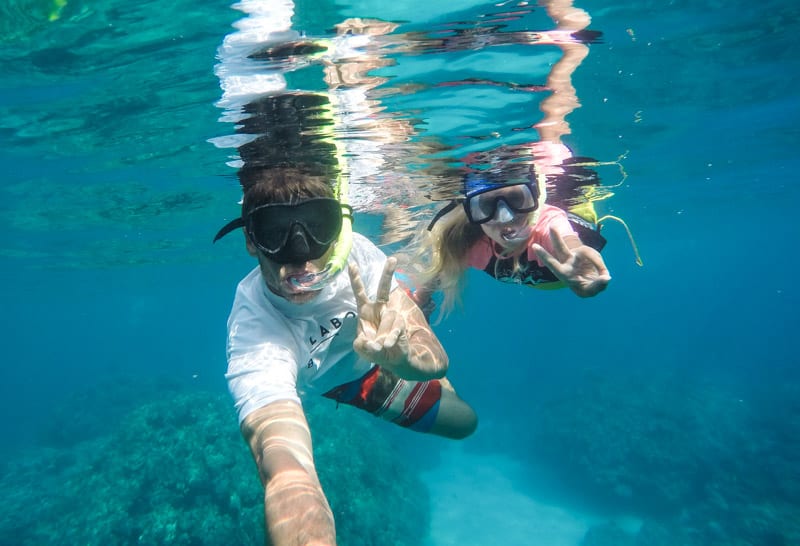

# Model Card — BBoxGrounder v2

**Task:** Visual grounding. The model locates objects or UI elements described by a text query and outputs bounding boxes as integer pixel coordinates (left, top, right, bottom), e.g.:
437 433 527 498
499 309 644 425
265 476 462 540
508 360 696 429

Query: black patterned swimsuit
481 213 606 287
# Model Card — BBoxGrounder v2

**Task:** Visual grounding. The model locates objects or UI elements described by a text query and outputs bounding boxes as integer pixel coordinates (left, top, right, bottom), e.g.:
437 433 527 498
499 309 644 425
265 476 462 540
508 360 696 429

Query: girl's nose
493 200 515 223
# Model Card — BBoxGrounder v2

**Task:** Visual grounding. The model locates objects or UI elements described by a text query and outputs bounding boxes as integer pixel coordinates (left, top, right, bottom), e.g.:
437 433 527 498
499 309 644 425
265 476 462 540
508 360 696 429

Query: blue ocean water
1 0 799 545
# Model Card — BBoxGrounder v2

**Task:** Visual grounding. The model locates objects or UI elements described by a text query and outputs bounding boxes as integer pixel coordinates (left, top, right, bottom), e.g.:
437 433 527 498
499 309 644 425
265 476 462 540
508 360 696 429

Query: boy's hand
349 257 409 367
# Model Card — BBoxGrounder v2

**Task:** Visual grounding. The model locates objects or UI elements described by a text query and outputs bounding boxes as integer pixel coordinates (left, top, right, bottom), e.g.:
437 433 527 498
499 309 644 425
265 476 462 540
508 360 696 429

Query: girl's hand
532 227 611 297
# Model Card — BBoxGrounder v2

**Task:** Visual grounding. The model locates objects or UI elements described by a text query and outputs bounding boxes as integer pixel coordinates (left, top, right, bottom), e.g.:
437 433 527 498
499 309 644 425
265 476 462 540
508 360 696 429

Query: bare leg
429 383 478 439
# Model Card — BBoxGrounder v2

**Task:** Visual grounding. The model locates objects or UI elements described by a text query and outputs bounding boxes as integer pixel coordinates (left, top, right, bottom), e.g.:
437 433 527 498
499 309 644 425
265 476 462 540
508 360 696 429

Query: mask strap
212 217 246 243
426 200 460 231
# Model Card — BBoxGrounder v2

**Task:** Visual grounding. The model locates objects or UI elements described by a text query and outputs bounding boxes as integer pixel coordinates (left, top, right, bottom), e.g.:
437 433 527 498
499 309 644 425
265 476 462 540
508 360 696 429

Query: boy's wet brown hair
238 166 335 214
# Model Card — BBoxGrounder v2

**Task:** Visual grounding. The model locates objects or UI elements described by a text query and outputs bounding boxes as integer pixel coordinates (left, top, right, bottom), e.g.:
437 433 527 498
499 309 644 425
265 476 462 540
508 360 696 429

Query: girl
413 157 611 315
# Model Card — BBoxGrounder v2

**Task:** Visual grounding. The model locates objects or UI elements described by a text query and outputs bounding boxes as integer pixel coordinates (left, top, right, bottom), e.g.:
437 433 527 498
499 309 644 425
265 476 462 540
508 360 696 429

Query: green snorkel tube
49 0 67 21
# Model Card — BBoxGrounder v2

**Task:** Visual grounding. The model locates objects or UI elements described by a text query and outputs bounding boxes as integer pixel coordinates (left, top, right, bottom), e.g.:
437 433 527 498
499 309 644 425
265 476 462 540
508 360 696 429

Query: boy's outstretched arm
241 400 336 546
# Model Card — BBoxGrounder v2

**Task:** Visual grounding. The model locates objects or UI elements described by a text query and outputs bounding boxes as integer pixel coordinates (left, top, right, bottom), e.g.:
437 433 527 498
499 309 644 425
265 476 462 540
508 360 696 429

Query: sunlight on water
0 0 638 268
209 0 624 256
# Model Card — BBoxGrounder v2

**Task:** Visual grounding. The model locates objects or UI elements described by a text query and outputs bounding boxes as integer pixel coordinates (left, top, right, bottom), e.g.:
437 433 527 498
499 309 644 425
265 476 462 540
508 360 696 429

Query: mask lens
504 184 534 210
295 199 342 245
248 207 291 252
465 183 538 224
247 198 343 258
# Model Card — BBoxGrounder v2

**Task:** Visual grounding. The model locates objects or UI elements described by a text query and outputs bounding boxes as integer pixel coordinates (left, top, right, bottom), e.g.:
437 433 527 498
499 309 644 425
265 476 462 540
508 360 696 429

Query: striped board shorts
323 366 442 432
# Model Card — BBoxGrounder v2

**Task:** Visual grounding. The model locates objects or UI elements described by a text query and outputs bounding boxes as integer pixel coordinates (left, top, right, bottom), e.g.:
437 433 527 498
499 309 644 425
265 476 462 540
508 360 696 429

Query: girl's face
479 201 534 253
465 183 539 252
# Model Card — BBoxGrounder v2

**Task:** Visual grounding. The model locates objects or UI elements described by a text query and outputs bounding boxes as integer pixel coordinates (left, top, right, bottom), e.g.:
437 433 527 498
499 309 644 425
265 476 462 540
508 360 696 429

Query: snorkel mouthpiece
288 265 336 291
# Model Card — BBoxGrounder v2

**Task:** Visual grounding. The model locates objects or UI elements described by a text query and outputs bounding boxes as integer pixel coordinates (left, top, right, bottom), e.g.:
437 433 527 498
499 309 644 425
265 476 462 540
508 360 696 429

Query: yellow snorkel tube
288 80 357 291
289 170 353 291
329 169 353 272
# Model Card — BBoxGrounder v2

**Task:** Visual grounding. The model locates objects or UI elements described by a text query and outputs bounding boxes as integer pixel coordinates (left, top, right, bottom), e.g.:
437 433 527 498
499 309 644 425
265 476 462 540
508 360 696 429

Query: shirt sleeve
226 341 301 423
465 237 494 270
225 281 302 423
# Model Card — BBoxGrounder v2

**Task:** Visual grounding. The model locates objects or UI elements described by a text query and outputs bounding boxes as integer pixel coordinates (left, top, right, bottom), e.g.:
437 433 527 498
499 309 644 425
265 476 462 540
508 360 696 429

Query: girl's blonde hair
406 204 482 319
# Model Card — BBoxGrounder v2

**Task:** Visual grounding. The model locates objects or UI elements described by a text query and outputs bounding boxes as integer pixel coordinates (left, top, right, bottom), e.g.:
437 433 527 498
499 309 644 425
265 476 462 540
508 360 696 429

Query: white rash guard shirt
225 233 394 423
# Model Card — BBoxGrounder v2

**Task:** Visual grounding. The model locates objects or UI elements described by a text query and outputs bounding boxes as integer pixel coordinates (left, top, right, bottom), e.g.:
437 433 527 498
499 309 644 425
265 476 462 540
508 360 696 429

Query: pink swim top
465 204 576 273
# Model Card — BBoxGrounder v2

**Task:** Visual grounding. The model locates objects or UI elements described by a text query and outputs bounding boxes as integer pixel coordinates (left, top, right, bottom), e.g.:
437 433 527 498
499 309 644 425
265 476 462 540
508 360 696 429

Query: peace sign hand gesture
348 257 410 370
532 227 611 298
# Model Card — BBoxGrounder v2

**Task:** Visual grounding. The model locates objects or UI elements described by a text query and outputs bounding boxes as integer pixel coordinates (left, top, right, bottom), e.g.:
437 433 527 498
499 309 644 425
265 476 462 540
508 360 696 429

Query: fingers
353 308 406 362
375 257 397 305
574 275 610 297
375 308 404 347
348 263 369 308
363 310 404 352
352 336 372 359
350 257 404 364
548 226 572 262
350 258 397 307
575 246 612 280
532 243 566 277
592 254 611 280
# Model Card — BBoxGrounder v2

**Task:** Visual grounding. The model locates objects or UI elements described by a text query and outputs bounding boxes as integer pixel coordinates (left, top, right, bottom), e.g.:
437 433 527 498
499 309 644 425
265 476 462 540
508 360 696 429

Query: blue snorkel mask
427 167 543 230
462 174 540 225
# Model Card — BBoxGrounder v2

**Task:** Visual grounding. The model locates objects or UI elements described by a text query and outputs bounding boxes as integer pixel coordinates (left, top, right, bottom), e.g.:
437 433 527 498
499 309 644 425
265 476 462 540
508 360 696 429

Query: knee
436 404 478 440
453 406 478 439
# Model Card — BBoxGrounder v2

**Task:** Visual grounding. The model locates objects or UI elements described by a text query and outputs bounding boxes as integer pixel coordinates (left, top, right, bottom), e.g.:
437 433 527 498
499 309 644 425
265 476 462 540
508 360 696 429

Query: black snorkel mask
213 198 349 265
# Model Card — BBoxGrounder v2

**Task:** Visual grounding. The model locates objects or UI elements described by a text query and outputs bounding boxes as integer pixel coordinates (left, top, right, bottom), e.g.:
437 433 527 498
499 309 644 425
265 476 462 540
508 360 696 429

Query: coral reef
0 381 429 545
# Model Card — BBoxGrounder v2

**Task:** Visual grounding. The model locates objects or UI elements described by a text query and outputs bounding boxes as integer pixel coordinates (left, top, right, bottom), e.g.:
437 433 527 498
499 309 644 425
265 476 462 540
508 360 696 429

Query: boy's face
238 195 344 304
247 237 335 304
